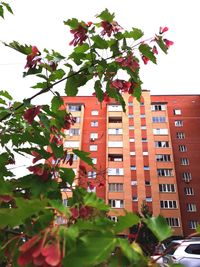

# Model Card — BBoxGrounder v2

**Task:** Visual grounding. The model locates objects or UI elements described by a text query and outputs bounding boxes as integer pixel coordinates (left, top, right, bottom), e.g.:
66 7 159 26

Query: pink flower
116 53 140 72
152 45 158 55
25 46 41 70
69 25 88 46
141 55 149 65
28 165 50 181
164 39 174 48
159 26 169 34
110 79 131 93
101 21 122 37
23 106 41 124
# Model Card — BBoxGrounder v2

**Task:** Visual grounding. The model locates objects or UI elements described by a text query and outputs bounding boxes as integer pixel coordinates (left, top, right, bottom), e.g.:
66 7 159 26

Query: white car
163 238 200 267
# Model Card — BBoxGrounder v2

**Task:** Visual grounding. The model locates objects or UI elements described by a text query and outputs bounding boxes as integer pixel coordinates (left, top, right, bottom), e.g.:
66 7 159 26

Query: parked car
163 238 200 267
151 243 166 266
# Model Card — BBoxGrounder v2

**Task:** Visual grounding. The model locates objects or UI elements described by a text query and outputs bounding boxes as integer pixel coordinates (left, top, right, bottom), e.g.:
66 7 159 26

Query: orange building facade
62 92 200 237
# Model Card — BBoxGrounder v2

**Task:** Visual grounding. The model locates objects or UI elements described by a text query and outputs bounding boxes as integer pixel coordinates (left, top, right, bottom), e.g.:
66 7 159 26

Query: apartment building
61 92 200 237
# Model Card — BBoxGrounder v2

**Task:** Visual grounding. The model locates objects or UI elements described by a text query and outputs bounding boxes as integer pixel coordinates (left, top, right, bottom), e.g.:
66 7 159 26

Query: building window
155 141 169 148
179 145 187 152
129 126 135 130
90 133 98 140
129 138 135 142
156 154 171 162
108 128 122 135
144 166 150 170
177 132 185 139
108 154 123 162
140 102 144 106
64 141 80 148
65 128 80 136
157 169 173 177
160 200 177 209
152 116 166 123
68 104 81 112
108 141 123 148
92 158 97 164
181 158 189 165
146 197 152 202
174 109 181 115
130 151 136 156
187 203 197 212
109 216 118 222
153 128 168 135
109 199 124 208
151 104 166 111
128 102 133 106
91 121 98 127
145 181 151 186
109 183 123 192
64 153 78 162
166 218 180 227
108 168 124 176
175 120 183 127
91 110 99 115
108 105 123 112
189 220 198 229
143 151 148 156
159 184 176 193
63 199 68 207
182 172 192 182
130 166 136 171
140 114 146 118
184 187 194 195
88 171 96 179
132 196 138 202
142 138 147 142
74 116 81 123
131 181 137 186
128 114 134 118
90 145 97 151
108 117 122 123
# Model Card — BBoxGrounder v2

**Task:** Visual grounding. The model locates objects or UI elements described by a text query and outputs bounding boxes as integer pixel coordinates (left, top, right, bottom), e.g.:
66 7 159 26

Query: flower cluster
23 106 41 124
69 25 88 46
70 205 93 220
25 46 41 70
116 53 140 72
101 20 122 37
110 79 131 93
27 164 51 181
63 114 76 130
18 230 62 267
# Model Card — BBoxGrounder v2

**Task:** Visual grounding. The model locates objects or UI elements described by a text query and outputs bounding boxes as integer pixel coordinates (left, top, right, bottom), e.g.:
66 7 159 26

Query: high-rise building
61 91 200 237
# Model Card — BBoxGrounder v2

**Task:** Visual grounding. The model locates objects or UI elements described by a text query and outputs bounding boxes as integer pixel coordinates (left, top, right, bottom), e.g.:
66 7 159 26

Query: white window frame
88 171 97 179
159 184 176 193
175 120 183 127
108 168 124 176
108 105 123 112
181 158 189 165
109 183 123 192
187 203 197 212
166 217 180 227
189 220 198 229
179 145 187 152
91 121 98 127
153 128 168 135
91 110 99 116
90 145 98 151
108 128 122 135
177 132 185 139
157 169 173 177
151 104 166 111
108 141 123 148
64 141 80 148
109 199 124 208
174 109 181 115
90 132 98 140
92 158 97 164
160 200 177 209
184 187 194 195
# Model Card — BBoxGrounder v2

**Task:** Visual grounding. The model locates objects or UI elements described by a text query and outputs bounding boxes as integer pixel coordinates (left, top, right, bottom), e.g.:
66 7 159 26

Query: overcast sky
0 0 199 104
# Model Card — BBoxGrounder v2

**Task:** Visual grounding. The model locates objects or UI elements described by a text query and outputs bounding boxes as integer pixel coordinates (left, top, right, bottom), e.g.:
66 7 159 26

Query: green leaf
63 231 116 266
73 149 93 167
0 5 4 18
3 41 32 55
0 90 12 100
31 82 48 89
49 69 65 82
50 143 64 158
65 71 88 96
132 83 142 102
92 35 108 49
114 213 140 233
0 98 6 105
94 80 104 102
51 95 64 113
106 84 126 112
2 2 13 14
59 168 75 185
108 39 120 56
155 36 168 54
49 199 70 216
124 28 144 40
139 44 157 64
64 18 79 29
196 224 200 234
74 43 90 53
83 192 109 211
97 9 115 23
144 215 172 241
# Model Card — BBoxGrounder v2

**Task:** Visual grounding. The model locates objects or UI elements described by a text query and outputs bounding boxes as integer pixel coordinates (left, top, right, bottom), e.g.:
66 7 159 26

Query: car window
185 244 200 255
166 242 180 255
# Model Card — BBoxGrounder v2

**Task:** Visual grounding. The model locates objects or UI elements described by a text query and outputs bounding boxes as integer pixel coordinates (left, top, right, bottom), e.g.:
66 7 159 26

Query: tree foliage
0 6 176 267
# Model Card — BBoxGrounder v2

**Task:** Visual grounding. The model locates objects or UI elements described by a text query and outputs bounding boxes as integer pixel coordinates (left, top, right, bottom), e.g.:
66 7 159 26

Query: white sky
0 0 200 104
